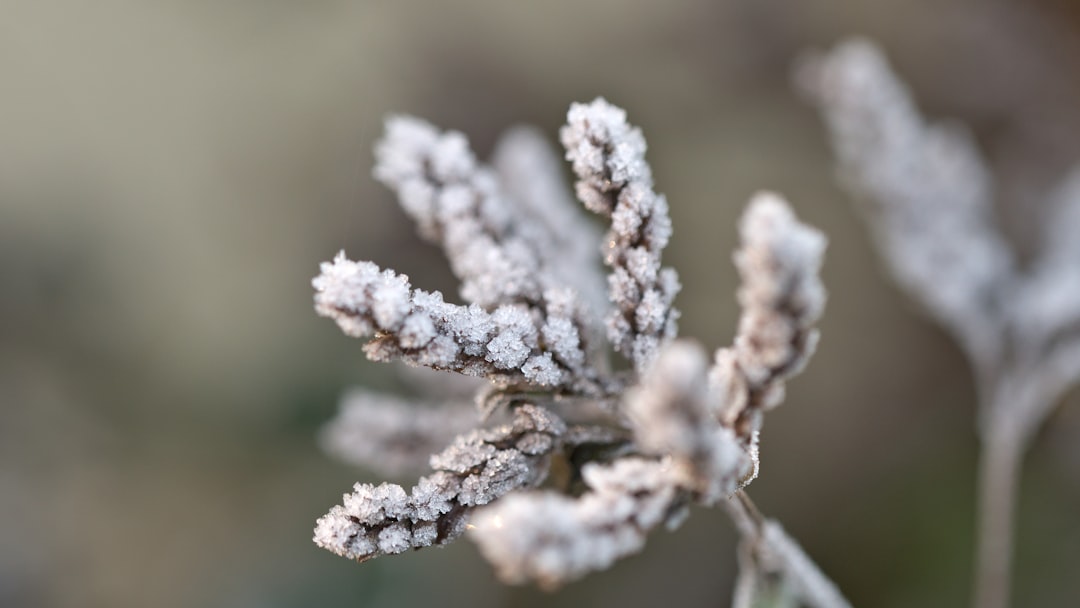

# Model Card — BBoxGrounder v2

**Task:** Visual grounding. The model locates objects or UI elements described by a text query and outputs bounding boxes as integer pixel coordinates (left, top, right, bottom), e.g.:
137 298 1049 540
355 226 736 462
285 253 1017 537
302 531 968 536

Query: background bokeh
3 1 1080 606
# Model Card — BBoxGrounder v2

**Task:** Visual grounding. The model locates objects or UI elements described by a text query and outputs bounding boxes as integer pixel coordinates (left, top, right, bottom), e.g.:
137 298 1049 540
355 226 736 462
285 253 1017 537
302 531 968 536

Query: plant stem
973 425 1024 608
726 491 852 608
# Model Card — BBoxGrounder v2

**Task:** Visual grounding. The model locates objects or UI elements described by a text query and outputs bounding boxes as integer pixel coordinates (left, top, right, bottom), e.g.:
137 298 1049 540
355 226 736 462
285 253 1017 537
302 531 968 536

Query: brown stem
973 426 1024 608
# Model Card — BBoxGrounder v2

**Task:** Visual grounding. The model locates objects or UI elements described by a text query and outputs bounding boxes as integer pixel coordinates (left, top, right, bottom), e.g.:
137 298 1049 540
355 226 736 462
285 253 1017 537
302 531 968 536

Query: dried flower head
312 98 837 600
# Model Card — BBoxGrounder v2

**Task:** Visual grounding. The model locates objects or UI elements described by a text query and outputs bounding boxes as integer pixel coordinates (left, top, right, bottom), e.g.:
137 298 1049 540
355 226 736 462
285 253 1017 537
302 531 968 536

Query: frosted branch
313 98 840 598
374 116 540 308
314 404 565 562
561 98 681 372
372 117 601 388
319 389 478 478
731 193 826 385
802 38 1080 608
468 457 682 588
798 38 1014 367
709 194 826 477
313 253 582 390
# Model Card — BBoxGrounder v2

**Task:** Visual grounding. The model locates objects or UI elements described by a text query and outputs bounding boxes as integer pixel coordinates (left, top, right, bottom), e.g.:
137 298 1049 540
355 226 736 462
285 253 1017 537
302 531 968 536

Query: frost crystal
720 193 827 466
372 116 602 392
312 98 837 600
374 116 537 307
561 98 681 372
314 254 578 389
313 404 565 561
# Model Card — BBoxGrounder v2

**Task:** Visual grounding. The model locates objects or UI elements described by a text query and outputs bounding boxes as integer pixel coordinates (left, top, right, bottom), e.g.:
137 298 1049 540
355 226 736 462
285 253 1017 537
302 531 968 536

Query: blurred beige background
3 1 1079 606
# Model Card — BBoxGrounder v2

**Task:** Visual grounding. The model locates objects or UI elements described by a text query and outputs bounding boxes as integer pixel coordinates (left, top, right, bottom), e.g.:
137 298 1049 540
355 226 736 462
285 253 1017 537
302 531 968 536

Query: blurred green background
3 1 1080 606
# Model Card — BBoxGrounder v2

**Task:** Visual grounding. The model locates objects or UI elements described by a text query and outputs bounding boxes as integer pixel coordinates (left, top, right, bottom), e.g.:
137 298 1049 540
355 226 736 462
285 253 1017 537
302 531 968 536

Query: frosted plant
799 39 1080 608
313 98 848 607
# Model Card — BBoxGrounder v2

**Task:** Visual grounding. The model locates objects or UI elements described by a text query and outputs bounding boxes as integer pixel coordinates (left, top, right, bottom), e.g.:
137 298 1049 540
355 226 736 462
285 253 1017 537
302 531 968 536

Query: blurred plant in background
800 39 1080 608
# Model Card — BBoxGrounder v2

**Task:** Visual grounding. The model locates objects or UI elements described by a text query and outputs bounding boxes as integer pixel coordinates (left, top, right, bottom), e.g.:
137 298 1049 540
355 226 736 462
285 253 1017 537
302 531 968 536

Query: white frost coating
521 353 562 387
469 458 679 588
314 404 565 562
371 116 601 391
622 198 828 504
319 389 478 477
313 253 576 389
732 193 826 386
798 39 1013 366
375 116 534 306
472 321 832 592
314 99 838 598
627 341 753 502
698 194 827 467
561 98 680 372
539 287 588 373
